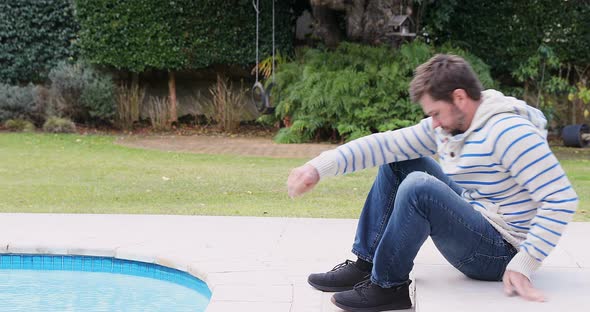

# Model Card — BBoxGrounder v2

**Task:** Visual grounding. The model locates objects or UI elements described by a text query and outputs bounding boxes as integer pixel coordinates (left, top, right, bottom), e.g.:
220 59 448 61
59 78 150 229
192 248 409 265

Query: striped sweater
308 89 579 278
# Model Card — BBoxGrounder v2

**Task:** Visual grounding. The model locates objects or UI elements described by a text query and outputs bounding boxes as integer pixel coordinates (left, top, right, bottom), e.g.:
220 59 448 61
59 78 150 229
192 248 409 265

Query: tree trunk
345 0 365 41
131 72 139 89
310 0 408 46
168 71 178 123
311 5 343 47
131 72 140 123
361 0 398 44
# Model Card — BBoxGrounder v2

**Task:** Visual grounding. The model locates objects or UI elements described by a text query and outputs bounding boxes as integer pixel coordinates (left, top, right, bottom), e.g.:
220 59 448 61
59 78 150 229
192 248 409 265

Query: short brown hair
409 54 483 103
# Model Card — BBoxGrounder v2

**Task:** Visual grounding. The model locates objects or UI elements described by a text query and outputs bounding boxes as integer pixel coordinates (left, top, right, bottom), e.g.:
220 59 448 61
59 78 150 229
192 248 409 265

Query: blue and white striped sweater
308 90 578 278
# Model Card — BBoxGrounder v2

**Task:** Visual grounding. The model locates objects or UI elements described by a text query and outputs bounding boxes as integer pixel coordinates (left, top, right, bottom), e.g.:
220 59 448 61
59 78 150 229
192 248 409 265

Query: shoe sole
330 296 412 312
307 279 354 292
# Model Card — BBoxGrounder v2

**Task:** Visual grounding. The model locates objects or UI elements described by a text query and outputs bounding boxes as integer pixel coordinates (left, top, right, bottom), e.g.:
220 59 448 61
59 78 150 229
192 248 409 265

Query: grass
0 133 375 218
0 133 588 221
550 146 590 221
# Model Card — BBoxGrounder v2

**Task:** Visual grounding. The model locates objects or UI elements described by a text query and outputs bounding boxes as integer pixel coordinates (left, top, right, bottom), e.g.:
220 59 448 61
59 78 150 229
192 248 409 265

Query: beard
448 104 466 136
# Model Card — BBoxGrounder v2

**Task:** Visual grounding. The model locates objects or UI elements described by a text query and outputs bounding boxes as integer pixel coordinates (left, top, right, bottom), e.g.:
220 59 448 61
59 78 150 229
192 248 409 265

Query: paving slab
414 265 590 312
0 214 587 312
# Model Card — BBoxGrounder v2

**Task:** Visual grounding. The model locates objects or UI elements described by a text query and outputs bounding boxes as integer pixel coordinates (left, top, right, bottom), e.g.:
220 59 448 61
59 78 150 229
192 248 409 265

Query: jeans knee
397 171 432 200
396 171 437 212
400 171 433 193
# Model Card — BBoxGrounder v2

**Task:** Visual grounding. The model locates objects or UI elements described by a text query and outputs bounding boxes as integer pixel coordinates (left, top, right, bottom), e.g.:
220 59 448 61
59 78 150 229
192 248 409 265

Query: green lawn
1 133 588 221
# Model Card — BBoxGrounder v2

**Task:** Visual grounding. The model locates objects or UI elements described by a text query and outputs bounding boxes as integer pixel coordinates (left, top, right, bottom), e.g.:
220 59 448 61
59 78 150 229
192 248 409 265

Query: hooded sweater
307 89 579 278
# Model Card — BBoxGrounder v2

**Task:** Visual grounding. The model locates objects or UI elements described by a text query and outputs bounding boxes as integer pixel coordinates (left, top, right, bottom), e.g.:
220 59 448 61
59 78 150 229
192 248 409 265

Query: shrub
48 62 85 120
116 82 145 130
510 45 590 128
0 83 35 123
146 96 171 130
208 75 247 133
48 61 115 125
267 41 495 143
42 117 76 133
81 70 116 123
31 85 51 126
273 127 307 144
4 119 35 132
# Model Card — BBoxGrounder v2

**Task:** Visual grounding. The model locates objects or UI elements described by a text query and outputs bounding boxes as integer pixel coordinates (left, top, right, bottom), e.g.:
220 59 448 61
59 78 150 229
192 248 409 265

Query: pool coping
0 253 212 298
0 214 360 311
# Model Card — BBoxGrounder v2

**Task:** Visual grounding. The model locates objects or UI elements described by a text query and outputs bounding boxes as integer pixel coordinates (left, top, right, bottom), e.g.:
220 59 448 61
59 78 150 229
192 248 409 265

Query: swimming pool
0 254 211 311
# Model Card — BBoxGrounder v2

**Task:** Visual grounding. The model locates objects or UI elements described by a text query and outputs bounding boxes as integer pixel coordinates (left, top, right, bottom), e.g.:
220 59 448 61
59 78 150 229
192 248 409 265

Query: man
287 54 578 312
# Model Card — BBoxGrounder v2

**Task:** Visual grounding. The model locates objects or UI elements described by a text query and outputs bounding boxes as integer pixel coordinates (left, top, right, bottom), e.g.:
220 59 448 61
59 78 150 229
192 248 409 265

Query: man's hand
287 164 320 198
503 270 546 302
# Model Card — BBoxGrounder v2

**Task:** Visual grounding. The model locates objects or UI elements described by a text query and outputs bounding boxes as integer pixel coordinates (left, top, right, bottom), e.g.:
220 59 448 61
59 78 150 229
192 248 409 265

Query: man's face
420 93 467 136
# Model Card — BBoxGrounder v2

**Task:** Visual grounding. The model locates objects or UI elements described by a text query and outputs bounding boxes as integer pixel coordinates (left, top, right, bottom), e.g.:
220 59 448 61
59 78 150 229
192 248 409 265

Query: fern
267 41 495 143
274 127 305 144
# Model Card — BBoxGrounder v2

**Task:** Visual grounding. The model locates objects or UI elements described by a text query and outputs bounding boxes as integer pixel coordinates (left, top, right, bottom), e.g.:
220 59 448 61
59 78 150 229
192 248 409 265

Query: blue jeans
352 157 517 288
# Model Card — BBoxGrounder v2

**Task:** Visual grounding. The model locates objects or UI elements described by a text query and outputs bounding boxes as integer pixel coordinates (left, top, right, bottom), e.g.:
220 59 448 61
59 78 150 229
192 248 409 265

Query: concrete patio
0 214 588 311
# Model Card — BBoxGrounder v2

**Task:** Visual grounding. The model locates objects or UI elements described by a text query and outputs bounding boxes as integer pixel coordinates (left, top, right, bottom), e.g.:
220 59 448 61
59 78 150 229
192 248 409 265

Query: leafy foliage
42 116 76 133
74 0 294 72
81 71 116 123
0 83 35 123
424 0 590 78
269 41 494 143
569 83 590 123
416 0 589 127
48 61 116 124
512 46 563 125
3 119 35 132
253 51 291 80
0 0 78 83
511 43 590 127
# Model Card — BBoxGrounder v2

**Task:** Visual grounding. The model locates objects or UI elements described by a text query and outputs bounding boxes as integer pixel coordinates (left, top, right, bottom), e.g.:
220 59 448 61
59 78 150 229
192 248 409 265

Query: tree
75 0 294 123
425 0 589 80
75 0 185 123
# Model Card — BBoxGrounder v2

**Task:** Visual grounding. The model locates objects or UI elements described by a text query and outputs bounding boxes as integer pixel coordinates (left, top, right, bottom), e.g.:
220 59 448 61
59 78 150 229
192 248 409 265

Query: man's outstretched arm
287 119 437 197
287 164 320 198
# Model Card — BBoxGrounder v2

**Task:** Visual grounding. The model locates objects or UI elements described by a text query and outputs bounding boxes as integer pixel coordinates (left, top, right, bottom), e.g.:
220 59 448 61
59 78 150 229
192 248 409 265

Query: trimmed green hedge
0 0 78 83
75 0 294 72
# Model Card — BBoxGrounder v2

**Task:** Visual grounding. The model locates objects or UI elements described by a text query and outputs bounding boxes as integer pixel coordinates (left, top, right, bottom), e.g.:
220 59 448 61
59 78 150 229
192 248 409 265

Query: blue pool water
0 255 211 312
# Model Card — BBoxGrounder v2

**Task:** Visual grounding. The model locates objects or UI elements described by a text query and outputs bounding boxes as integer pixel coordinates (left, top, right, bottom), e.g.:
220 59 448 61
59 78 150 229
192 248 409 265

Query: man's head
409 54 483 135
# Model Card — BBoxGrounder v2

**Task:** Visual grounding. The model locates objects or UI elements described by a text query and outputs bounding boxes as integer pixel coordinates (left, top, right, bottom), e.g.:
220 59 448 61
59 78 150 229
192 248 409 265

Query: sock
355 258 373 272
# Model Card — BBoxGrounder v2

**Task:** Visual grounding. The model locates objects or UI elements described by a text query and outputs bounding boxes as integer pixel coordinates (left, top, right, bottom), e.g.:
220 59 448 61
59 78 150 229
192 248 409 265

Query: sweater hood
450 89 548 141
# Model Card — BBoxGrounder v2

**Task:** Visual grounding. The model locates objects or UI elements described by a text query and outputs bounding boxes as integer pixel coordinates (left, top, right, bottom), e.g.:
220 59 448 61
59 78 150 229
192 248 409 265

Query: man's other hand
503 270 546 302
287 164 320 198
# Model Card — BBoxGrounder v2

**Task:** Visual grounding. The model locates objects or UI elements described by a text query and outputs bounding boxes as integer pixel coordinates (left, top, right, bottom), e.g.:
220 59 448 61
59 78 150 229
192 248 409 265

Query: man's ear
452 89 469 109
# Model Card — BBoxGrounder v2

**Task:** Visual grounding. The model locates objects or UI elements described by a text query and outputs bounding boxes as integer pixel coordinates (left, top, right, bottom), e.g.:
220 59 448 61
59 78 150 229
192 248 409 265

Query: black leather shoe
331 279 412 311
308 260 371 292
